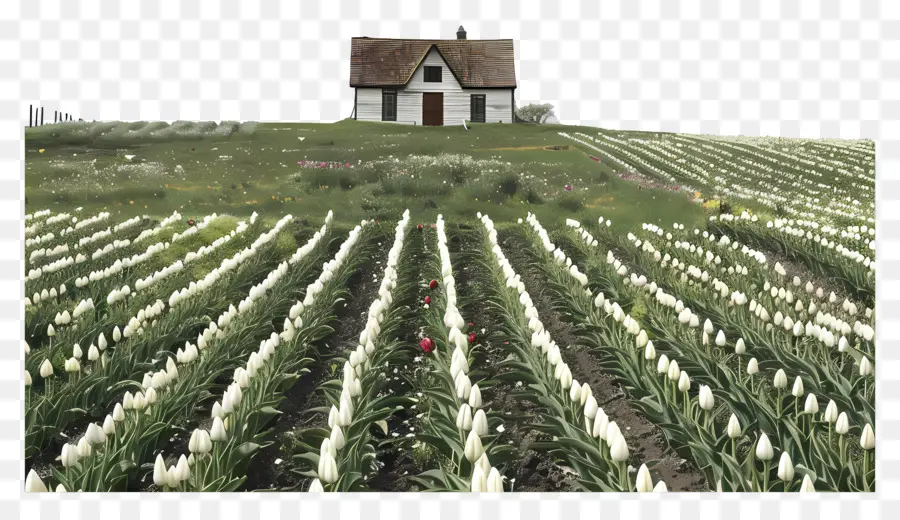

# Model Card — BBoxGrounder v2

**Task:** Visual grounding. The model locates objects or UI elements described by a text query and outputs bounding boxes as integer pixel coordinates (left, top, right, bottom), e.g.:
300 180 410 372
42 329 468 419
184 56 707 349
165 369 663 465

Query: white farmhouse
350 27 517 126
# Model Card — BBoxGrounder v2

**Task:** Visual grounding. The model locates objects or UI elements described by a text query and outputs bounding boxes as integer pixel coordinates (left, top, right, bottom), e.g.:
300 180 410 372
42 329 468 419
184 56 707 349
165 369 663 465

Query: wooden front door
422 93 443 126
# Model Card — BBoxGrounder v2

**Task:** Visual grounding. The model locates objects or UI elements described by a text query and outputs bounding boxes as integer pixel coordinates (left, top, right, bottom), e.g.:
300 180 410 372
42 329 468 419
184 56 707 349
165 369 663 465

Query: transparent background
2 0 895 518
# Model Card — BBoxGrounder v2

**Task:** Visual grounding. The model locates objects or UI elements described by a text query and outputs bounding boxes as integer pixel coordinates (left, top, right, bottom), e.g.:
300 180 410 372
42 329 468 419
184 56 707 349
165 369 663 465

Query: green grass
22 119 811 231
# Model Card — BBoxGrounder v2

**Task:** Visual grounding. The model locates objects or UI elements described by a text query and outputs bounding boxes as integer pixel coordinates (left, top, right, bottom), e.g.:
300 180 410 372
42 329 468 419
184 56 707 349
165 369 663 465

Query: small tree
516 103 556 124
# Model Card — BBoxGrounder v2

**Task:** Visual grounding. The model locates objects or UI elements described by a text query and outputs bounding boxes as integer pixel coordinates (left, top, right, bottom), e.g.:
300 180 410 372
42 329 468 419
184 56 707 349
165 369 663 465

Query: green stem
863 451 870 492
731 438 736 459
761 461 770 492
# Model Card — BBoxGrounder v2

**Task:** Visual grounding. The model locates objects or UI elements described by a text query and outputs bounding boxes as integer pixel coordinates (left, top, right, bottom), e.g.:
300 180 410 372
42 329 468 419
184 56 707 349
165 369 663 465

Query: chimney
457 25 467 39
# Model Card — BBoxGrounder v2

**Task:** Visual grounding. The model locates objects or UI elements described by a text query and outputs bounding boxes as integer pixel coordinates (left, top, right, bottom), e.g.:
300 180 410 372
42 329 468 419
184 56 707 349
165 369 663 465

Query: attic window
424 66 442 82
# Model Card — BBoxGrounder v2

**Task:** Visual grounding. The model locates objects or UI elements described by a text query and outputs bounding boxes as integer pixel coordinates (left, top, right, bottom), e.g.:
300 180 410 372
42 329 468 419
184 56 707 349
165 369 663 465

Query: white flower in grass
791 377 804 398
859 357 873 377
153 455 168 488
657 354 670 375
464 431 484 462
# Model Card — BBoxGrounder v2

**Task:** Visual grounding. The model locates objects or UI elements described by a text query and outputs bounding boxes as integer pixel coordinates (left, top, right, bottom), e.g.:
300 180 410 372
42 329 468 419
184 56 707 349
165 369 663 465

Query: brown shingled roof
349 37 517 88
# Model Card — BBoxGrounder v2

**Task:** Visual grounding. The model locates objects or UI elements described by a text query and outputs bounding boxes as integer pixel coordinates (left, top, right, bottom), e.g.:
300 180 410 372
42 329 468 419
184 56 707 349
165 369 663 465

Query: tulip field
24 122 875 493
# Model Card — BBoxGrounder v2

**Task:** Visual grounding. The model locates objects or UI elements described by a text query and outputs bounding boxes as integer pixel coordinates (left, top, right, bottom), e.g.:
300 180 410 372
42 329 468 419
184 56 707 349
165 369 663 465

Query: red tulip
468 322 475 329
417 223 423 231
419 338 434 353
187 219 195 226
468 333 477 343
424 296 431 305
429 280 438 290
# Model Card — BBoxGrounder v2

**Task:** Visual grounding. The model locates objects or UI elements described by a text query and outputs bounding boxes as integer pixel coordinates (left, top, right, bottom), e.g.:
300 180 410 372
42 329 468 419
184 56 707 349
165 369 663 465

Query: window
424 66 442 82
470 94 486 123
382 90 397 121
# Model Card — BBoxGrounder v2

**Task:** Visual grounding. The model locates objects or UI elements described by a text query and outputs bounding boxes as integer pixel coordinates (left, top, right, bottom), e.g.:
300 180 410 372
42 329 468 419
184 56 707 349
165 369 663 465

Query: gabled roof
349 37 517 88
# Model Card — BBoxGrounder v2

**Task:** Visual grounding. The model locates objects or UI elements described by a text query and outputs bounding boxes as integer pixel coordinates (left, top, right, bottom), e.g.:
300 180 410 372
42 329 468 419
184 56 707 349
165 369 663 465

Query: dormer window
424 66 442 82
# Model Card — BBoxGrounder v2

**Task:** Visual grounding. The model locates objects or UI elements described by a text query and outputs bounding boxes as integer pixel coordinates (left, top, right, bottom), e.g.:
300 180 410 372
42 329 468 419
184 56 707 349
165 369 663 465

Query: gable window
424 66 442 83
470 94 486 123
382 90 397 121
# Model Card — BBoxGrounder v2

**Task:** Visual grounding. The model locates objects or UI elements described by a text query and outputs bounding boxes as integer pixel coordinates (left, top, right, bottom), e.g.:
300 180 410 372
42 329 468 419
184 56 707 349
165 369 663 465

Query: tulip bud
39 359 54 378
210 417 227 442
747 358 759 376
476 453 492 478
153 454 168 487
330 424 346 451
656 354 670 376
773 369 787 389
667 360 680 382
609 435 629 462
308 479 324 492
715 330 726 347
636 330 648 349
584 395 599 419
791 377 804 398
859 357 873 377
486 467 504 492
569 379 582 403
468 382 482 408
644 340 656 361
726 414 741 439
823 400 838 424
456 404 473 431
799 474 815 492
699 385 714 411
464 430 485 462
471 465 487 492
678 372 691 392
835 412 849 435
860 423 875 450
755 433 774 461
777 452 794 482
653 480 668 492
635 463 653 492
317 452 339 484
803 394 818 415
472 409 489 437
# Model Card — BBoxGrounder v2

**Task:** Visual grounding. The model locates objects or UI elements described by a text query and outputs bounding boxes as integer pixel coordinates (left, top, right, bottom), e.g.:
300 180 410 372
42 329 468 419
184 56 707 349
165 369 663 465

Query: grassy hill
25 120 712 230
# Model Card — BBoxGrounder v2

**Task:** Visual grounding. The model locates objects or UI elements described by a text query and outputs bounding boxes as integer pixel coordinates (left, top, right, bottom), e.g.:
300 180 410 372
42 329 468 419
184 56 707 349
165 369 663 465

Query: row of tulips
25 215 266 379
478 212 667 492
160 217 372 491
557 216 874 491
600 219 875 429
410 215 509 492
639 224 875 359
25 214 302 457
708 214 874 304
656 223 872 331
25 211 113 268
302 210 416 491
27 212 340 492
526 214 817 491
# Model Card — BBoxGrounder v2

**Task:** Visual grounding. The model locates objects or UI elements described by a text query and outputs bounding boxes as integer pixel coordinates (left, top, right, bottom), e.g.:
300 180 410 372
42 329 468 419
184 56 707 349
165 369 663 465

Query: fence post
54 111 58 123
41 107 44 126
28 105 32 127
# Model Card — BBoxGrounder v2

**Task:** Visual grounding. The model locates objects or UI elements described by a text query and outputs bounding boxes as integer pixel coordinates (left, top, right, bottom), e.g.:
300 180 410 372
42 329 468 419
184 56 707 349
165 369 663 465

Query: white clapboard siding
354 47 514 126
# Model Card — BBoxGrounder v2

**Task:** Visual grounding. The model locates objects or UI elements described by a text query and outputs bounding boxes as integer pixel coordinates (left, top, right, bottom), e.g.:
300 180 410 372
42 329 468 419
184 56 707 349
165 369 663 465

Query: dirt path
499 228 708 492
